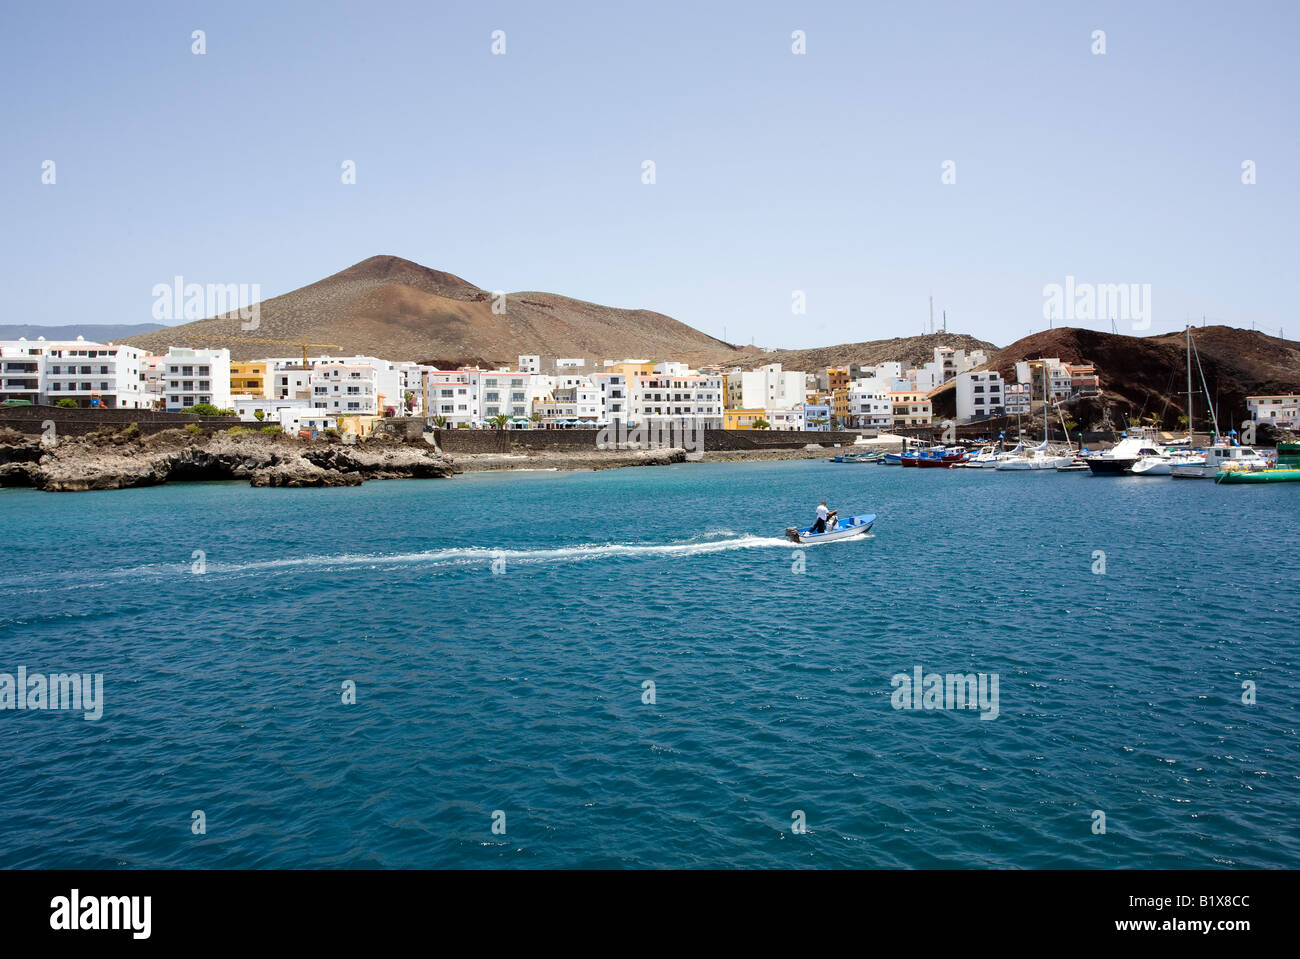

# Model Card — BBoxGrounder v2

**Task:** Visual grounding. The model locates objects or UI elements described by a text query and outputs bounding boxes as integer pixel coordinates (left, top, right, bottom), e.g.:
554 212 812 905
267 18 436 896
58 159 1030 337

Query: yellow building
724 408 766 429
606 360 656 378
230 361 268 397
832 387 850 424
335 413 384 439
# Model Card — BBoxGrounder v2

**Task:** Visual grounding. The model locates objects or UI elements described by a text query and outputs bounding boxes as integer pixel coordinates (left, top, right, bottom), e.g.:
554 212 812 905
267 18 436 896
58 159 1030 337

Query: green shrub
54 398 79 409
253 409 265 422
181 403 235 417
184 423 202 436
226 426 253 437
260 425 282 435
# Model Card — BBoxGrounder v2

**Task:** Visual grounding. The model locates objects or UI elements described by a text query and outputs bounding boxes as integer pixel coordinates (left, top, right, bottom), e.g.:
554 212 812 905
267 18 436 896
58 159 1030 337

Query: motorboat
785 513 877 544
1083 428 1164 475
1171 445 1272 479
1130 451 1205 476
995 440 1073 471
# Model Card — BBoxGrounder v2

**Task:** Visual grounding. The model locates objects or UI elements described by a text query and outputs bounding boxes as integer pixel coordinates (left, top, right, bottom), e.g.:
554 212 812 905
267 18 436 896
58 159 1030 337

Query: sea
1 460 1297 868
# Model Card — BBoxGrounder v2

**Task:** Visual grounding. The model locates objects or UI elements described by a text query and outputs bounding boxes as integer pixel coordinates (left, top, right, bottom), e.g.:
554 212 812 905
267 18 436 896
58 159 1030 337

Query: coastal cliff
0 427 456 492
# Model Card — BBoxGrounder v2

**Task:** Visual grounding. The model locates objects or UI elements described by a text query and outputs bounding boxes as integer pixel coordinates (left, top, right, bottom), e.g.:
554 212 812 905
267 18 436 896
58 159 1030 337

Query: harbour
2 459 1297 869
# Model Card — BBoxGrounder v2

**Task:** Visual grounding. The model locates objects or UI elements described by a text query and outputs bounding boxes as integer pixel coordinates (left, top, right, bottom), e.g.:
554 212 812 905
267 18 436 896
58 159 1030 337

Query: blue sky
2 0 1296 348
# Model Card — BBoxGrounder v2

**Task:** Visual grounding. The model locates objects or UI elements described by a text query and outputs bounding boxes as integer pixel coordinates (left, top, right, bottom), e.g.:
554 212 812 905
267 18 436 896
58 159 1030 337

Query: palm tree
432 414 447 429
752 418 771 430
529 412 542 429
490 414 510 431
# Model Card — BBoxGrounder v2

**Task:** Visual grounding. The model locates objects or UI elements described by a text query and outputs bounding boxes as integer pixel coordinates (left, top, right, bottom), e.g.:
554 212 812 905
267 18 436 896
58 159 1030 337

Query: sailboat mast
1043 359 1049 442
1186 324 1193 441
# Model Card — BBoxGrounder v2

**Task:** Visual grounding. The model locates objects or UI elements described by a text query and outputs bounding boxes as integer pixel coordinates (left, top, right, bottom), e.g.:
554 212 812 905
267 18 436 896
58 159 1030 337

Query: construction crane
186 336 344 369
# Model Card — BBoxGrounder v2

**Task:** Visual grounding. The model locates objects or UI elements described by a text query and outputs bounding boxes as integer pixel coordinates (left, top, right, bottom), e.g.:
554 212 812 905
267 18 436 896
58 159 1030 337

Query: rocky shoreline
0 427 456 492
0 425 881 492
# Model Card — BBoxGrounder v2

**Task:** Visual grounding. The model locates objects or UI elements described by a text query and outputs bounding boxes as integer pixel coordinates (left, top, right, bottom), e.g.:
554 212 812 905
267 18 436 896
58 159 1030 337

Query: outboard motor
785 526 801 543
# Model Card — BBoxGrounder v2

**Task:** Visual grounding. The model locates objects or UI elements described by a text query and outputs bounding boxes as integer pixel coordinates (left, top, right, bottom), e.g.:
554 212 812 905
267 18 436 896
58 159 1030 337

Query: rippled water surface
1 461 1297 868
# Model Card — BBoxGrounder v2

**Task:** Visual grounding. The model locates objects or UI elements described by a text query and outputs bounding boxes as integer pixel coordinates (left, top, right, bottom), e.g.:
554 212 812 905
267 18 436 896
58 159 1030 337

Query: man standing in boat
812 501 837 534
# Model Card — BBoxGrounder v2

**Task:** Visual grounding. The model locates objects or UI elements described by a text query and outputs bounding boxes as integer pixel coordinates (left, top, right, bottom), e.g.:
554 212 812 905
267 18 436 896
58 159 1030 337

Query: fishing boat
1215 466 1300 484
917 448 967 468
882 452 903 465
784 513 877 544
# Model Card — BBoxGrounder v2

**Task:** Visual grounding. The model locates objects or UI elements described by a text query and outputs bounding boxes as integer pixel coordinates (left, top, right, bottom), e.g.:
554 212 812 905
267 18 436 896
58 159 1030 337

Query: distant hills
712 332 999 372
123 255 741 366
0 322 166 342
53 253 1298 431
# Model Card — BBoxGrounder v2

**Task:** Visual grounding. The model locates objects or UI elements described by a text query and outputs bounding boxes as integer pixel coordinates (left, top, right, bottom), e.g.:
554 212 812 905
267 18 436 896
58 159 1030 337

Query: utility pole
929 296 934 335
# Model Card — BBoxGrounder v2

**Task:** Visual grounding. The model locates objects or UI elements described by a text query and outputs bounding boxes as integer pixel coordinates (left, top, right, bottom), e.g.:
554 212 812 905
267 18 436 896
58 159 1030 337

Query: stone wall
0 406 241 436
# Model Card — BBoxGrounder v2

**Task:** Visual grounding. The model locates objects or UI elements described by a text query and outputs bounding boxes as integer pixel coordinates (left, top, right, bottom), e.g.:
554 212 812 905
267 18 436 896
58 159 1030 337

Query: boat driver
812 501 836 533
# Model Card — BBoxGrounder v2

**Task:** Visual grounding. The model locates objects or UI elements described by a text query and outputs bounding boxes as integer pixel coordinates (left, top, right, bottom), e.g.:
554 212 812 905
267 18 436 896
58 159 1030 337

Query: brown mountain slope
710 333 998 372
989 326 1300 431
124 255 741 365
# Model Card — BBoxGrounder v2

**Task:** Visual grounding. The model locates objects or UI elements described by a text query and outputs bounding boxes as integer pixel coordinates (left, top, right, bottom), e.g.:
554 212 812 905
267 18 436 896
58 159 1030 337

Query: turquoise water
1 461 1297 868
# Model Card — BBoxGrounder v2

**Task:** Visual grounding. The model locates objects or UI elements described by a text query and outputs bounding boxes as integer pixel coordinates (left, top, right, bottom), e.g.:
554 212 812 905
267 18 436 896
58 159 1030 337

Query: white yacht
1083 427 1165 475
1170 445 1271 479
1130 451 1206 476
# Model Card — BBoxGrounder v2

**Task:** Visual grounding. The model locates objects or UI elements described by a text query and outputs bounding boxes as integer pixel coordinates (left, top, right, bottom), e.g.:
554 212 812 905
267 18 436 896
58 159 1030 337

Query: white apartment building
550 382 600 421
955 370 1006 423
1004 382 1032 415
273 368 312 402
518 355 540 374
629 372 724 428
0 341 45 404
479 371 550 422
1246 395 1300 428
848 377 894 429
1 338 150 409
309 363 381 414
1015 359 1073 401
163 347 232 411
556 358 586 370
426 369 482 426
591 373 628 424
725 364 805 411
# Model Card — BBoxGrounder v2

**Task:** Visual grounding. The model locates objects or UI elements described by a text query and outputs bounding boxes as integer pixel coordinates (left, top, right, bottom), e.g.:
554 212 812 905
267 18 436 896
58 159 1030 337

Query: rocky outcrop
4 429 455 492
